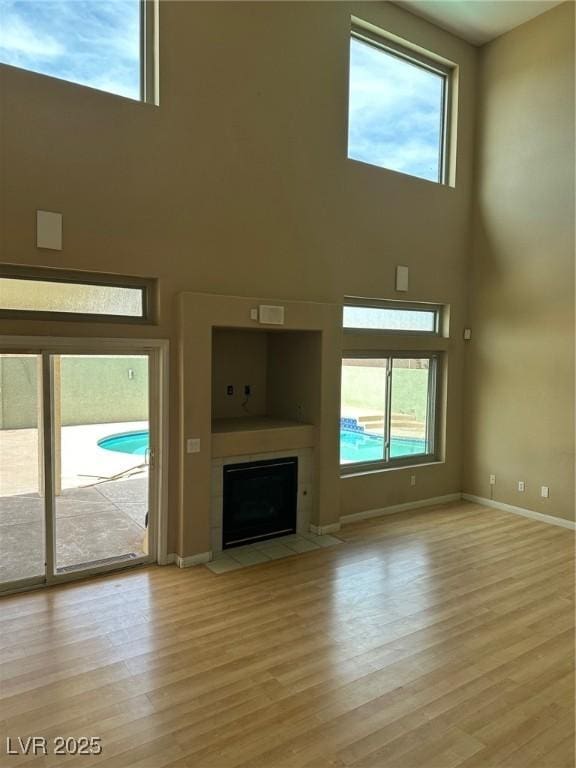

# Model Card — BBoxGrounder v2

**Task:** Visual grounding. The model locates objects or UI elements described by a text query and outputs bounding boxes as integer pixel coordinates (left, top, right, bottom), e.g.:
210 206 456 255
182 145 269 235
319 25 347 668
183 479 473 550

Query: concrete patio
0 421 149 584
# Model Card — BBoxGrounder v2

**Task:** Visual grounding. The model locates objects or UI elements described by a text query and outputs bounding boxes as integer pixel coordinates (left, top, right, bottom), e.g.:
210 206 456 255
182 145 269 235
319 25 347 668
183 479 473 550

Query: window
340 354 439 470
343 299 442 334
348 23 452 183
0 0 157 102
0 266 156 322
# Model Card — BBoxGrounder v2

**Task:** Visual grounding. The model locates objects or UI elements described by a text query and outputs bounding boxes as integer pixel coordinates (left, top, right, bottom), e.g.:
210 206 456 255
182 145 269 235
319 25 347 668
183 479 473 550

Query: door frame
0 336 170 592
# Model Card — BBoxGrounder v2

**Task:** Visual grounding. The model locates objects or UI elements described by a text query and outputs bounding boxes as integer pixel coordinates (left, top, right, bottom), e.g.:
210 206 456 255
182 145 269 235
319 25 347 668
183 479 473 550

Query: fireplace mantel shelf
212 416 312 433
211 417 315 458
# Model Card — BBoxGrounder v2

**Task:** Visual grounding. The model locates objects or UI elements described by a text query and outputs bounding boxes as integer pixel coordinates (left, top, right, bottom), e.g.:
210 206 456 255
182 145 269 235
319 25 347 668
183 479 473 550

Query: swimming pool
99 428 427 463
340 428 426 463
98 430 149 456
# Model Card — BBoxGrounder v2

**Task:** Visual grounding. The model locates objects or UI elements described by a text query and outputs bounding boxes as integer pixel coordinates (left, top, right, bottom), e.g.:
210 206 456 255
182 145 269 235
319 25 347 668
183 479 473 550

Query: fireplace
222 457 298 548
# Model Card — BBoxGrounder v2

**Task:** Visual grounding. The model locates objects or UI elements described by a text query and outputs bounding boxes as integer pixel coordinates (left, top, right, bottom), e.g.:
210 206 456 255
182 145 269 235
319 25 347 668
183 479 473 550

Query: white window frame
343 297 444 336
340 351 441 474
141 0 160 104
0 0 159 104
349 23 453 184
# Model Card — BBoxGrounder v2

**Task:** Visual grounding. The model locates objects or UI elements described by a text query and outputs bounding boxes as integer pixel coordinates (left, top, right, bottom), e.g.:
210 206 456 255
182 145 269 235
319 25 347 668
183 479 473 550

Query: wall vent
259 305 285 325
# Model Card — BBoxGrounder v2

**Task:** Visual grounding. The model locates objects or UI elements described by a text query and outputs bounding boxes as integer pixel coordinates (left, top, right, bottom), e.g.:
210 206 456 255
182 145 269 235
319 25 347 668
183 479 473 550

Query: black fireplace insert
222 457 297 548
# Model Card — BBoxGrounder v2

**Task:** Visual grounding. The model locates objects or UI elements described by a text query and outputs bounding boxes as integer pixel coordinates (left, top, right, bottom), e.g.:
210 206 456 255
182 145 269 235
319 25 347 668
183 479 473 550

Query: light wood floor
0 501 574 768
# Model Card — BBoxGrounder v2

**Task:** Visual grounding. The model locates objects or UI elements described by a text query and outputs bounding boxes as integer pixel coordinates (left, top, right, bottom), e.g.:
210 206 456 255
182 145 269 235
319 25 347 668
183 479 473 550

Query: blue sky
0 0 140 99
0 3 443 175
348 38 444 182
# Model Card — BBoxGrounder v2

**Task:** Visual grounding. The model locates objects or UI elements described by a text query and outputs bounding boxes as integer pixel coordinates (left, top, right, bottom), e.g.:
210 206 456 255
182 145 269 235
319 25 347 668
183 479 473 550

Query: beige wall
0 355 148 428
464 2 575 521
0 2 478 555
212 330 268 419
267 332 322 426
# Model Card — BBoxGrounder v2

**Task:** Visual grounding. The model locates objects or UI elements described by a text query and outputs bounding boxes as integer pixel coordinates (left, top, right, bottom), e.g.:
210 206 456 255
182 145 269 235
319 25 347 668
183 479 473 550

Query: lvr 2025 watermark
5 736 102 756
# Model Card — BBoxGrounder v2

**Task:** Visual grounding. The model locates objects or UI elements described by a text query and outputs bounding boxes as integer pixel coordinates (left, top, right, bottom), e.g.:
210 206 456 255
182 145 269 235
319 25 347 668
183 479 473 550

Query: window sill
340 459 444 479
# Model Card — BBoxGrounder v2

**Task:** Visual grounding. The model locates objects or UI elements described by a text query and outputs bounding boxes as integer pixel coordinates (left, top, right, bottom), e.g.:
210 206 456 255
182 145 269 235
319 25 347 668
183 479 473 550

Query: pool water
98 430 149 456
99 428 426 464
340 429 426 464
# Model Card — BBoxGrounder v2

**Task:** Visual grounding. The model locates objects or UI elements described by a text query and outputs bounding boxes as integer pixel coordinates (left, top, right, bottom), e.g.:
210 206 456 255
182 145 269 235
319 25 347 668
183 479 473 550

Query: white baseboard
158 553 176 565
310 522 342 535
176 552 212 568
171 495 572 569
340 493 462 525
462 494 576 531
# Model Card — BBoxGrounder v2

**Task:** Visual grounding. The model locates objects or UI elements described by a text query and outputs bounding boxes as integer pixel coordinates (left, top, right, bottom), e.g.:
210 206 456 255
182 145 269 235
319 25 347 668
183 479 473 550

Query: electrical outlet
244 384 251 396
541 486 550 498
410 474 416 487
226 384 234 396
517 481 525 492
489 474 496 486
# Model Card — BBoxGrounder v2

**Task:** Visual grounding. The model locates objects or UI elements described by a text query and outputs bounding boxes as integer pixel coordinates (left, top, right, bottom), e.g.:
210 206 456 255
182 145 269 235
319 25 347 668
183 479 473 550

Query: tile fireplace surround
210 448 313 554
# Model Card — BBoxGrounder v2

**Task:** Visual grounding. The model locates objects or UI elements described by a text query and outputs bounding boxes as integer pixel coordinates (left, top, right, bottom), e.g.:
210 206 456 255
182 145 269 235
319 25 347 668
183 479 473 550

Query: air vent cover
259 305 285 325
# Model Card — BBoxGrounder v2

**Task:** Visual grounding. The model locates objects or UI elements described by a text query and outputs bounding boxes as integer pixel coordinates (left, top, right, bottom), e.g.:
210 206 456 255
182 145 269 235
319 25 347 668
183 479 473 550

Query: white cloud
0 10 63 58
348 38 443 182
0 0 140 99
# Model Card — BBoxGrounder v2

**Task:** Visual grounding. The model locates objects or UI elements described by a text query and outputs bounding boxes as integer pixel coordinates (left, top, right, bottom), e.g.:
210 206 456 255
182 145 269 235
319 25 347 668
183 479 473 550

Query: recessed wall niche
211 327 321 428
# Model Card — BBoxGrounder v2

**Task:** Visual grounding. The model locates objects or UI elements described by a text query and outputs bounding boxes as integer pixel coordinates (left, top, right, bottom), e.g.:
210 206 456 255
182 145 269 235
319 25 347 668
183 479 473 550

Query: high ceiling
395 0 565 45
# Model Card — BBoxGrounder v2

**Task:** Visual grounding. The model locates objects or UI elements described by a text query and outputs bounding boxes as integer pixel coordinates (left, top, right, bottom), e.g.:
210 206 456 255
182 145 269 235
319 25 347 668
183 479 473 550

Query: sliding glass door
0 355 45 586
53 354 151 574
0 347 158 592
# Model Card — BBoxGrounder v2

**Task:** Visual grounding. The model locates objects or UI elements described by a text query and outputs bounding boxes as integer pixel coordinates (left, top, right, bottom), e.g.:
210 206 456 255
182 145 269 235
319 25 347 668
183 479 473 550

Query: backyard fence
0 356 148 429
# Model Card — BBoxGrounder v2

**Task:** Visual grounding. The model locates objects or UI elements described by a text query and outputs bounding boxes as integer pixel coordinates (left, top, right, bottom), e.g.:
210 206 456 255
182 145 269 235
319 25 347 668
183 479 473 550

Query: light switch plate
186 438 201 454
36 210 62 250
